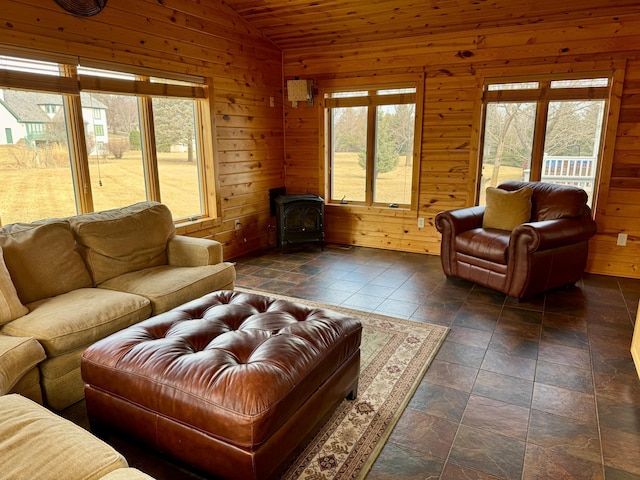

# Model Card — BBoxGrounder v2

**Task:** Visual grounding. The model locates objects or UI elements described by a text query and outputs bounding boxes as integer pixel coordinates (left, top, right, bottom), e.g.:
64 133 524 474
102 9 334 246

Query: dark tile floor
232 244 640 480
62 244 640 479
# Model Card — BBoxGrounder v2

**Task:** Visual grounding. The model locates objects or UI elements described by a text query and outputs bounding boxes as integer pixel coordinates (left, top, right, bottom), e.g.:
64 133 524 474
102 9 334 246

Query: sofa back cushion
69 202 176 284
498 181 591 221
0 246 29 324
0 221 93 304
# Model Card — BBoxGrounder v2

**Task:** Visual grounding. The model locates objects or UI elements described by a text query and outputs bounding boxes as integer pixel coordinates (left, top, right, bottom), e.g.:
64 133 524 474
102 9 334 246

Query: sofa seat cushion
0 335 46 395
0 288 151 357
0 220 93 304
98 263 237 315
101 469 156 480
0 394 129 480
70 201 176 285
456 228 510 264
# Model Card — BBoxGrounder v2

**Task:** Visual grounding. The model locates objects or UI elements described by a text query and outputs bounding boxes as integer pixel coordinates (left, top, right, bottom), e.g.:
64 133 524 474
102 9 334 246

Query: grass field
0 146 200 225
0 145 525 225
332 152 414 204
478 164 526 204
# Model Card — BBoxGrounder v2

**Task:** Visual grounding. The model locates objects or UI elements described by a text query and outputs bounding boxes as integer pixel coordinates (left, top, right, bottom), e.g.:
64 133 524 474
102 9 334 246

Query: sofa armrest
0 335 46 396
166 235 223 266
511 217 598 253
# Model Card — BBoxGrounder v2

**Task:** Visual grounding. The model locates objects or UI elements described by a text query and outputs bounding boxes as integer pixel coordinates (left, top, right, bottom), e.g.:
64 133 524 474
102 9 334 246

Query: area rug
235 287 449 480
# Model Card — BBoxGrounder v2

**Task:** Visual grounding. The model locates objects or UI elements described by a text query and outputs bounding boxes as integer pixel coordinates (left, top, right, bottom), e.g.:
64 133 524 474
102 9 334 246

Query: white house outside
0 89 108 154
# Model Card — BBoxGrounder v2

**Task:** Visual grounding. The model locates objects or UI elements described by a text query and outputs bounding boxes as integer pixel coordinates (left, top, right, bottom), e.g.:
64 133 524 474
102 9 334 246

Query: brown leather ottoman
81 290 362 480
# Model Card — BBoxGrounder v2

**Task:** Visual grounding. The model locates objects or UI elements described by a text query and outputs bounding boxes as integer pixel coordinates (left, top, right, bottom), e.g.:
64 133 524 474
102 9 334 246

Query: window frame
320 73 424 212
477 68 624 214
0 50 218 224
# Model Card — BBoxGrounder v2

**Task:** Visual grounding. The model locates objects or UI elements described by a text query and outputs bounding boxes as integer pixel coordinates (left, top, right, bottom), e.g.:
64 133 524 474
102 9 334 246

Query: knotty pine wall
1 0 284 259
283 14 640 279
3 2 640 278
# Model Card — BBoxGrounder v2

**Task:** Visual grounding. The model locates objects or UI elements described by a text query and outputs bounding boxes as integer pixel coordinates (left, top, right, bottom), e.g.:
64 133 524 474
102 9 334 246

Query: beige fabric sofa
0 201 236 410
0 394 154 479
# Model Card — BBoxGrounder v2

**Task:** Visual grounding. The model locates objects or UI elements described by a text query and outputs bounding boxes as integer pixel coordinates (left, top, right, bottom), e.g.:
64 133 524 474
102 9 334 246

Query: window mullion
529 100 549 181
196 90 217 219
366 105 376 205
530 81 551 181
138 95 161 202
60 64 93 214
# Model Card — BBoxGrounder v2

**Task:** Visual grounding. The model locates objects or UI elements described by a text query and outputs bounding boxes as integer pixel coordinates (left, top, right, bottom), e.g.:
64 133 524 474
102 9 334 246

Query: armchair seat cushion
456 228 510 264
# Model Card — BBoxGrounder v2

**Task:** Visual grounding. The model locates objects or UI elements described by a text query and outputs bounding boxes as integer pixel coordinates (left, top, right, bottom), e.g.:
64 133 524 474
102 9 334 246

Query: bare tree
389 103 415 166
483 103 533 187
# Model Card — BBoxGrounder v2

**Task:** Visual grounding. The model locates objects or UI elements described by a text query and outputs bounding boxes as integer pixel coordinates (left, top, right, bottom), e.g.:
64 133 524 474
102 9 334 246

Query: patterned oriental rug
236 288 449 480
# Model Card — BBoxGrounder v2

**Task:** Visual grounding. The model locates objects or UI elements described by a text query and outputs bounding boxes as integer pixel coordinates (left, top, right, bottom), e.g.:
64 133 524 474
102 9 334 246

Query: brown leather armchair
435 181 598 300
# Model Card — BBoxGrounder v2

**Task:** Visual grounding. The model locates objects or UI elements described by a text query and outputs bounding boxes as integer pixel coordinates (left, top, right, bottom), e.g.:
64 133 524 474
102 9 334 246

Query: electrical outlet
617 233 628 246
418 217 425 228
269 96 275 107
235 220 242 231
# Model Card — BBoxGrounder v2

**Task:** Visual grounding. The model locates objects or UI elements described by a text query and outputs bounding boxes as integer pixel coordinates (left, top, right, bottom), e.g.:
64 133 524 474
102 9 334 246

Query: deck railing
524 156 596 204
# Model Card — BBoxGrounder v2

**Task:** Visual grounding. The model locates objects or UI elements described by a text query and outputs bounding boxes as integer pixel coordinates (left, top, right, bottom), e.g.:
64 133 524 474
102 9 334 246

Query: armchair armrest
435 206 486 277
166 235 223 267
511 217 598 253
435 206 486 236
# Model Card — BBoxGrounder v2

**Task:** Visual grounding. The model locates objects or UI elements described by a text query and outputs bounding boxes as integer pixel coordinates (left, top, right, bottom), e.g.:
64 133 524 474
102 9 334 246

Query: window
0 54 215 225
152 97 203 219
479 74 613 208
323 76 423 209
0 90 78 221
80 89 146 211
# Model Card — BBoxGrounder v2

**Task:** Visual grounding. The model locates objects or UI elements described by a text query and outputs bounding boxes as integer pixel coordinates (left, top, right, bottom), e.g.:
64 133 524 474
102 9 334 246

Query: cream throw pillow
0 246 28 325
483 186 533 231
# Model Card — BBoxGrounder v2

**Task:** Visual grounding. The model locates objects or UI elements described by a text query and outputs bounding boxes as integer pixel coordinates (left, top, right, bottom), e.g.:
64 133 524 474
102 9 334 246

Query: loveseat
0 201 236 410
435 181 597 300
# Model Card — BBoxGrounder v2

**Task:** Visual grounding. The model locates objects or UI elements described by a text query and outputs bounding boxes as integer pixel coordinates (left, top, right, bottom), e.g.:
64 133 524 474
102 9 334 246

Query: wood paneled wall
3 2 640 278
1 0 285 259
283 14 640 279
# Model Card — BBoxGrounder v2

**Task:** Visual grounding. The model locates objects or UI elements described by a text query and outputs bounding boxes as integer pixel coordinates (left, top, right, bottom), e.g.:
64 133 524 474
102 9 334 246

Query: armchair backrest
498 181 592 222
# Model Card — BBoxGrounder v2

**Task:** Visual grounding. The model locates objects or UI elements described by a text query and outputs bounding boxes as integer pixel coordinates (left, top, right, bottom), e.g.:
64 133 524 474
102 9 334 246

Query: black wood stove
275 194 324 252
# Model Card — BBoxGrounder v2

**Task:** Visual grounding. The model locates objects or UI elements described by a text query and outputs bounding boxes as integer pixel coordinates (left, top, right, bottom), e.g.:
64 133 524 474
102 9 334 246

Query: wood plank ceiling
222 0 640 49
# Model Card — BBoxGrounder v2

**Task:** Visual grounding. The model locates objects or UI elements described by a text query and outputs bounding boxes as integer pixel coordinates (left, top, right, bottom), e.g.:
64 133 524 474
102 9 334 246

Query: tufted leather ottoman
81 290 362 480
